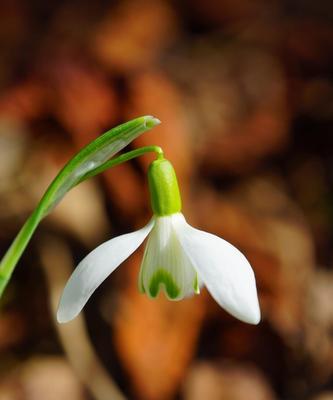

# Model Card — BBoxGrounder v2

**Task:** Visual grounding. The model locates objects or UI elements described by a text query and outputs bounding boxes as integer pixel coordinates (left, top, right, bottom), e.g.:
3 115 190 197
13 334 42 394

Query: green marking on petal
148 268 180 299
138 268 145 294
193 273 200 294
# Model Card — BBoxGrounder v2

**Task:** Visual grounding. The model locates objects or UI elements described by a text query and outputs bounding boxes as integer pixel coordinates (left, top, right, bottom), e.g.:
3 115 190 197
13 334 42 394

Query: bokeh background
0 0 333 399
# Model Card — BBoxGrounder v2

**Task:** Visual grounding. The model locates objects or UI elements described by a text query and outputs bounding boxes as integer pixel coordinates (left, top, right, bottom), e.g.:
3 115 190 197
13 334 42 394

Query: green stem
0 212 43 296
78 145 164 183
0 145 163 298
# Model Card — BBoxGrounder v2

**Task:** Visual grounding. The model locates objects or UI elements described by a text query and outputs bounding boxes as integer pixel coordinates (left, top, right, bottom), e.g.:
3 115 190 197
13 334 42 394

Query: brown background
0 0 333 399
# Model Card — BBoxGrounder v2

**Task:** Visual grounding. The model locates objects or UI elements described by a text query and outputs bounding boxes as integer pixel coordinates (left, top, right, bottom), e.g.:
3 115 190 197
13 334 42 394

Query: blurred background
0 0 333 399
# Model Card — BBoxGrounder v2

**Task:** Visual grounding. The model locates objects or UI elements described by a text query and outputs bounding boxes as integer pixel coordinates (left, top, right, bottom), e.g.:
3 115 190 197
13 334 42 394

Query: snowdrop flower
57 158 260 324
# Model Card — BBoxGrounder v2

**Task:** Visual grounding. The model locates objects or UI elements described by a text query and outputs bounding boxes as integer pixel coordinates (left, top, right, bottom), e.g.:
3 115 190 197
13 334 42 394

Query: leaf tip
143 115 161 129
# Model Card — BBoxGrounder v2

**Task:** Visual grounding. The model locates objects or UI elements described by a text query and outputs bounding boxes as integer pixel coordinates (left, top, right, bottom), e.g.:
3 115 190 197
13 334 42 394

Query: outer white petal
57 219 154 323
174 214 260 324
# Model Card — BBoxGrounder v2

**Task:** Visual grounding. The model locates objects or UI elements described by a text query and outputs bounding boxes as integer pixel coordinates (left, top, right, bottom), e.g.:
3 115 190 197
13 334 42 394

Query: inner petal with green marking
139 214 202 300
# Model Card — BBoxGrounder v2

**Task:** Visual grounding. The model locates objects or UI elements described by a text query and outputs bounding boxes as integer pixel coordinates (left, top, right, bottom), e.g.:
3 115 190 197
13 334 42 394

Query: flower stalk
77 145 164 183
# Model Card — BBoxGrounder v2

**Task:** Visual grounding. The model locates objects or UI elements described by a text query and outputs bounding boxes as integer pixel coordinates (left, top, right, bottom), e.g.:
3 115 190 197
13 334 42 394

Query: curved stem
77 145 164 184
0 211 43 296
0 145 164 298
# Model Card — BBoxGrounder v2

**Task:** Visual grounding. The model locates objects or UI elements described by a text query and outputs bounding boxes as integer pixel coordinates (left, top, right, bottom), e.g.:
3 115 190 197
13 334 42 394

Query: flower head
57 158 260 325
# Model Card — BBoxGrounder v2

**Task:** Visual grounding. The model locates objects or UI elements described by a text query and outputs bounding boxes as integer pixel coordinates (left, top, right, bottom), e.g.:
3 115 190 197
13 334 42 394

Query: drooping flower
57 158 260 324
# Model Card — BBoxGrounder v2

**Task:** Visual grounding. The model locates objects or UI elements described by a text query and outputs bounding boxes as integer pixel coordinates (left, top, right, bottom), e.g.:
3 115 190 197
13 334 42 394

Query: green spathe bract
148 159 182 216
0 116 161 297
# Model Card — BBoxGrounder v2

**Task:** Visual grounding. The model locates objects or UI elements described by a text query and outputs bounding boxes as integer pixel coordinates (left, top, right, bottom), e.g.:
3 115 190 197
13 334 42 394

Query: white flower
57 157 260 325
57 212 260 325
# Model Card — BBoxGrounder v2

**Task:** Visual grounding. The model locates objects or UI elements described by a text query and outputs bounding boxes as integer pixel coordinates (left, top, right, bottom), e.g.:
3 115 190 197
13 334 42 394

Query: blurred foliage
0 0 333 399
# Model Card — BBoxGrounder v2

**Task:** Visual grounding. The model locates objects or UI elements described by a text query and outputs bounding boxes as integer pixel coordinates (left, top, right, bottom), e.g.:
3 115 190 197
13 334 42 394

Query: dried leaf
93 0 179 72
183 362 276 400
111 252 206 400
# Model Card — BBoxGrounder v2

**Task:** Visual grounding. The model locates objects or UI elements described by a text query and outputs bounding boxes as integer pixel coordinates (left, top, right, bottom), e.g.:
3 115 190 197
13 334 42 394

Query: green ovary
147 269 180 299
147 159 182 216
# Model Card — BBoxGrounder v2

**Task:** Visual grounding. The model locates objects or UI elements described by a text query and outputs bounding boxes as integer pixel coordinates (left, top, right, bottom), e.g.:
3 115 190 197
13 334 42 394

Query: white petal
57 219 154 323
139 214 199 300
174 214 260 324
